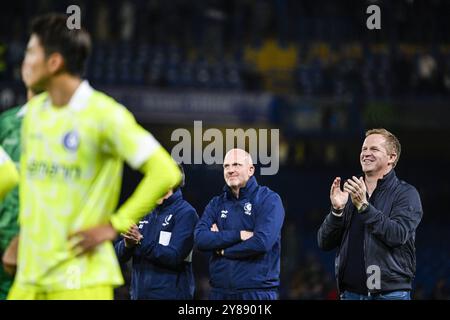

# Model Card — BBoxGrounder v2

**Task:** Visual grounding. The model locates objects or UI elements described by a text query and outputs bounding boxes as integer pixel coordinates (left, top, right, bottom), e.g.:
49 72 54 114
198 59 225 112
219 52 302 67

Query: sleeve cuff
331 210 344 217
122 241 137 253
140 240 156 257
327 211 345 226
360 204 379 223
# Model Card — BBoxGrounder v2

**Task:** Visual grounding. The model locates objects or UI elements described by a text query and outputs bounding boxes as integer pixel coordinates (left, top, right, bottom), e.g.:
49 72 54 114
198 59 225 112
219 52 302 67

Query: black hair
30 13 91 76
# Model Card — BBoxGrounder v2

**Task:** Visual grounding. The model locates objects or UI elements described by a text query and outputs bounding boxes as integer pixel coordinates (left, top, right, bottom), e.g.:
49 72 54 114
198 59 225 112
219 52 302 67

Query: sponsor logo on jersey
27 161 81 180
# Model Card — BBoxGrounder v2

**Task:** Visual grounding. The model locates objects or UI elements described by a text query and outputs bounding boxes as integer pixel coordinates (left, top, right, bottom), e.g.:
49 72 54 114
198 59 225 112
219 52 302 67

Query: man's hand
240 230 254 241
330 177 349 210
344 176 368 211
69 224 117 256
209 224 221 255
121 224 143 248
210 224 226 256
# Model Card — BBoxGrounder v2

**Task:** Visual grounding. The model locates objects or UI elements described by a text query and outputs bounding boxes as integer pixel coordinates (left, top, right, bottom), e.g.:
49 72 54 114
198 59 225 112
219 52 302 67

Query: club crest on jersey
244 202 252 215
62 130 80 152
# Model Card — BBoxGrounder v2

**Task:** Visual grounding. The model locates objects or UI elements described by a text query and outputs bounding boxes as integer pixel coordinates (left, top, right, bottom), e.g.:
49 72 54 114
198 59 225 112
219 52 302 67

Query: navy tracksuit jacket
115 189 198 299
194 176 285 296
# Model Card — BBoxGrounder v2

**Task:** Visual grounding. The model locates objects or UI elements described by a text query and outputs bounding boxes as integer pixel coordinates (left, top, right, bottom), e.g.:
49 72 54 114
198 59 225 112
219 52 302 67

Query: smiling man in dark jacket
115 167 198 300
195 148 285 300
318 128 423 300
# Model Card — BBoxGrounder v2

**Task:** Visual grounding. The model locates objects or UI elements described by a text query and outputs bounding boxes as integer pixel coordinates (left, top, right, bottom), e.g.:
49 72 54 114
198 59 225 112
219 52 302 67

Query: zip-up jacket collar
223 176 258 200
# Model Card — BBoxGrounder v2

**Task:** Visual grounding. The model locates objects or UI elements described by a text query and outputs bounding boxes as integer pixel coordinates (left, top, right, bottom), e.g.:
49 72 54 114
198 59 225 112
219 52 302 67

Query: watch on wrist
358 202 369 213
331 206 344 215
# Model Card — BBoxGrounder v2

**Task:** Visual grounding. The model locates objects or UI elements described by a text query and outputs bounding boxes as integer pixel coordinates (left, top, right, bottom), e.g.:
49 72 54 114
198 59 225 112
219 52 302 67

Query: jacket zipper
228 200 238 291
364 189 375 294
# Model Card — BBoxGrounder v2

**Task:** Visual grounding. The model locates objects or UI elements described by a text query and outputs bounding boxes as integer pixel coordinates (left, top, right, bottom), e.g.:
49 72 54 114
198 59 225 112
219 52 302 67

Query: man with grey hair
195 148 285 300
318 128 423 300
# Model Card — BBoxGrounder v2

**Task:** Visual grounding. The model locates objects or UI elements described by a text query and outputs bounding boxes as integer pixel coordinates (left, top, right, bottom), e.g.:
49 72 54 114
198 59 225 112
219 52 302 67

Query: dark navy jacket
194 176 285 292
317 170 423 294
115 189 198 299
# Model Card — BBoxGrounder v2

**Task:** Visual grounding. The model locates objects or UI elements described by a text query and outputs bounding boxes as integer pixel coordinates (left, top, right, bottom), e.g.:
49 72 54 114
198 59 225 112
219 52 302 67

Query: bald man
195 149 285 300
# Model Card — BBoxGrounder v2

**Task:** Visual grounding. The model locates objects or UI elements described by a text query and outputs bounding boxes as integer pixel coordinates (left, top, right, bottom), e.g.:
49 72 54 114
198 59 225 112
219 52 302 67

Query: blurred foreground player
7 13 181 300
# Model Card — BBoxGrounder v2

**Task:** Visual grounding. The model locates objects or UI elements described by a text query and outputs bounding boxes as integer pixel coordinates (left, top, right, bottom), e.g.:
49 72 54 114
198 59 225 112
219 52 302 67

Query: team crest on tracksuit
162 214 173 227
244 202 252 215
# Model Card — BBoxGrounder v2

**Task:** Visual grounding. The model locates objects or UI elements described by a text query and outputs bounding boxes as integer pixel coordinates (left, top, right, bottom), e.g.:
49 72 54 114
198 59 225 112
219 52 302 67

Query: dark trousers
209 288 278 300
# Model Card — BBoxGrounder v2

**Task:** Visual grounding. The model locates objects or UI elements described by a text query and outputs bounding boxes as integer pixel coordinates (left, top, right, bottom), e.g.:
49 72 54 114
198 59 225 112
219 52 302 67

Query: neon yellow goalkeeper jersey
16 81 160 291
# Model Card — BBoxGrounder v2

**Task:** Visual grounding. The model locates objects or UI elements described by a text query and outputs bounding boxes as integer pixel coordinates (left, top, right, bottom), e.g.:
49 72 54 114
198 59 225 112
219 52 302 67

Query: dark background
1 0 449 299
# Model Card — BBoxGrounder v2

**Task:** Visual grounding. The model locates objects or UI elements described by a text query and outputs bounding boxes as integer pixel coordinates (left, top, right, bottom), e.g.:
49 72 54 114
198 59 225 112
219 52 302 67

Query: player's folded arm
223 193 284 259
194 201 241 251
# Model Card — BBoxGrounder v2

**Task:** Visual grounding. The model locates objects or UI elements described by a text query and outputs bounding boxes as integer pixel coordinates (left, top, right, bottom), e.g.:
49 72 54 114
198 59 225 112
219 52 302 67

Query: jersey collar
42 80 94 111
67 80 94 111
